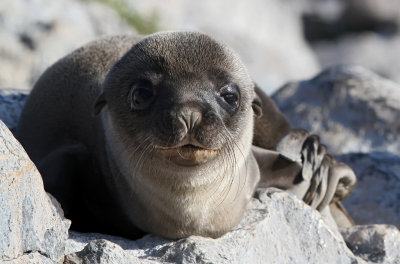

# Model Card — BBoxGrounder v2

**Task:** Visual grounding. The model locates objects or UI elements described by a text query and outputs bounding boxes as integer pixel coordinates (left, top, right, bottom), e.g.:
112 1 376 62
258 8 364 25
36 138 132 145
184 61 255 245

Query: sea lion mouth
155 144 219 166
180 144 207 150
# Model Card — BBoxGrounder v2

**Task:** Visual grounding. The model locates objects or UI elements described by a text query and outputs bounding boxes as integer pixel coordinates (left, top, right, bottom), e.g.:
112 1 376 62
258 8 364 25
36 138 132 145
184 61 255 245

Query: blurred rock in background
2 0 400 94
121 0 320 94
301 0 400 83
0 0 134 91
0 0 321 94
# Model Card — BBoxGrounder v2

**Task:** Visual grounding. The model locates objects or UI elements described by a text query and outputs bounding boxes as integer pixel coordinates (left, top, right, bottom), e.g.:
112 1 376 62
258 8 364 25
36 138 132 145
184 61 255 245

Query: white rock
0 121 70 262
66 189 363 263
272 64 400 155
64 240 153 264
1 252 55 264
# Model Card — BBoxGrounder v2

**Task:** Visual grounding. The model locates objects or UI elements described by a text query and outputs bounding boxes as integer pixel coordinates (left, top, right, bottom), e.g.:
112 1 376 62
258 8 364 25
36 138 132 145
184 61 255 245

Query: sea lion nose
178 107 202 132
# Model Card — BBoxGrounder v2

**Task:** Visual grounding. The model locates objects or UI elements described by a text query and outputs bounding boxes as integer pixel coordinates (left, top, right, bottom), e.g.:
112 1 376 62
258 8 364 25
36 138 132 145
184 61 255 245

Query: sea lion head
95 31 261 182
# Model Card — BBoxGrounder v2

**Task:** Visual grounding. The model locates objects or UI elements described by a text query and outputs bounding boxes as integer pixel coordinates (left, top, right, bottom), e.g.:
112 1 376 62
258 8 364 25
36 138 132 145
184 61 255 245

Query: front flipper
254 129 357 227
276 129 357 211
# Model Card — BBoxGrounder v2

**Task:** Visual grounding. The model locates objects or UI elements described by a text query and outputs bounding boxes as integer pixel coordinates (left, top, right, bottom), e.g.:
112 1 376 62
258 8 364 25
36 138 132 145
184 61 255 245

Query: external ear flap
93 93 107 116
252 85 263 118
252 82 291 150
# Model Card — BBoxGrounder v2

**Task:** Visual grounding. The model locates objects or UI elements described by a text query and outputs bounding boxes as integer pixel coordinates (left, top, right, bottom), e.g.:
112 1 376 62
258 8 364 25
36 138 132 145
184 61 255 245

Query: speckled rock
0 120 70 263
2 252 55 264
64 240 150 264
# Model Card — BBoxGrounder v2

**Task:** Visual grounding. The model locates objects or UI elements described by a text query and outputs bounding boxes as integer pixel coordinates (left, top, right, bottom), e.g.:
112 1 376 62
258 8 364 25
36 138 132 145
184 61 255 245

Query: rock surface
2 252 56 264
64 240 148 264
341 224 400 263
65 189 363 264
272 64 400 155
0 120 70 263
339 152 400 228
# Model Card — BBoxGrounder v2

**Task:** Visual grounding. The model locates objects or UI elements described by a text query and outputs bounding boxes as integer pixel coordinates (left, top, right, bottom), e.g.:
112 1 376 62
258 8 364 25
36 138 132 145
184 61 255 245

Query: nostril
190 111 201 130
179 109 202 132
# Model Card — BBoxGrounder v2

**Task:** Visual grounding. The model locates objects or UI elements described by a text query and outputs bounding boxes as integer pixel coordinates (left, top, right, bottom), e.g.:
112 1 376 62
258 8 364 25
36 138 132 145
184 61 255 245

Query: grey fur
16 31 356 239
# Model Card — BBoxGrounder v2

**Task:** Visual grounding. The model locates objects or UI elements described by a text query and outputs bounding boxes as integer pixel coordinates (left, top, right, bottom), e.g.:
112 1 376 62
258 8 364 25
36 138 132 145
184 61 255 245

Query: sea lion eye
222 93 238 105
129 81 155 110
219 84 240 109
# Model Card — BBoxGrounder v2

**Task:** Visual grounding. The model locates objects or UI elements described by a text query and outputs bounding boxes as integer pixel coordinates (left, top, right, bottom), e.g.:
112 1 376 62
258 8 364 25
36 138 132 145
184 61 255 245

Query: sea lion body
17 33 262 238
17 32 356 239
17 35 147 237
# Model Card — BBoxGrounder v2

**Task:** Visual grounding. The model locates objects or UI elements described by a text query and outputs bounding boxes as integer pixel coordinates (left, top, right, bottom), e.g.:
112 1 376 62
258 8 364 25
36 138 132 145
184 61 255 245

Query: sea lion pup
16 31 356 239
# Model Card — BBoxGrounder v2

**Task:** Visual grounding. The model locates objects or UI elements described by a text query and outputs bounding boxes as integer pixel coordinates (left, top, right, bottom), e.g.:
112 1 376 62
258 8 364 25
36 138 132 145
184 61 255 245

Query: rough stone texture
124 0 320 93
0 89 29 132
2 252 55 264
0 0 134 90
0 120 70 262
65 189 363 264
338 152 400 228
64 240 150 264
341 225 400 264
272 64 400 155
